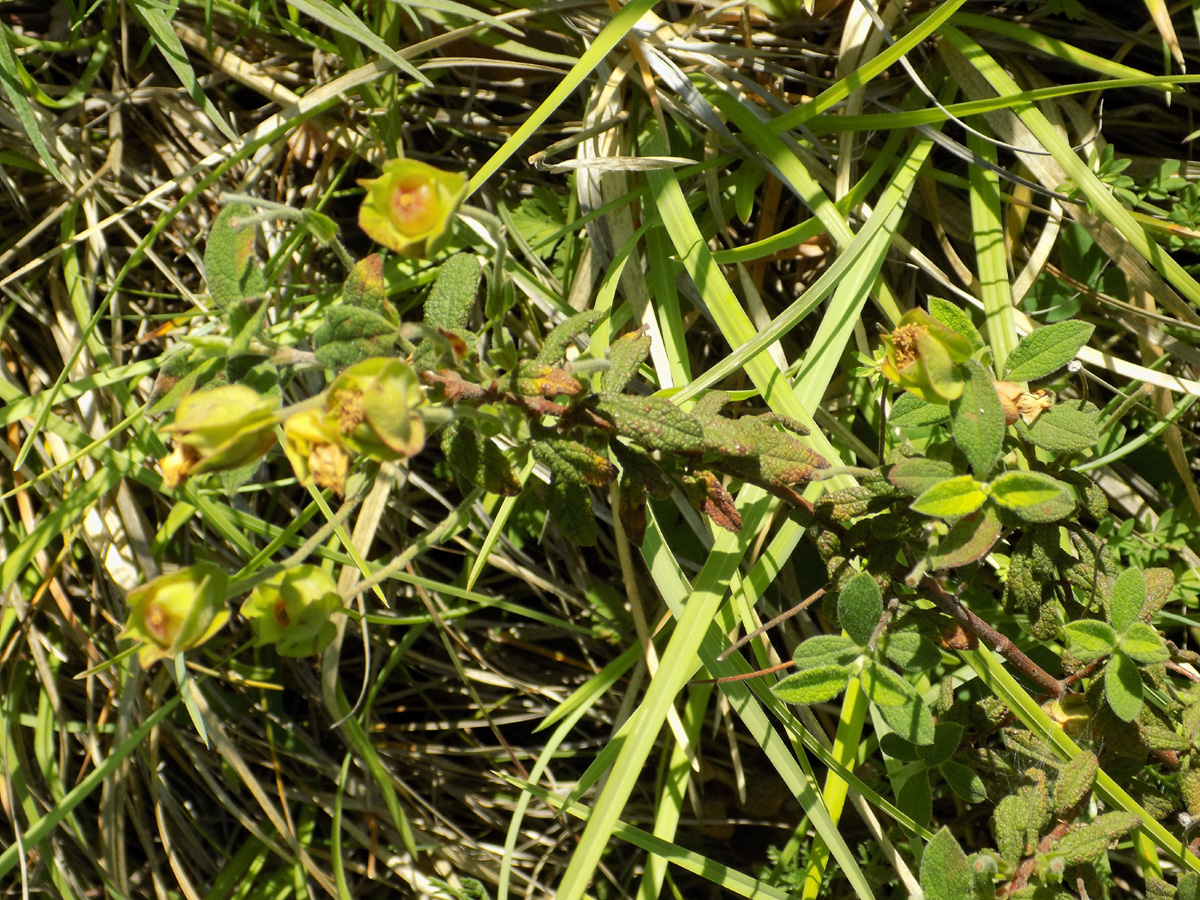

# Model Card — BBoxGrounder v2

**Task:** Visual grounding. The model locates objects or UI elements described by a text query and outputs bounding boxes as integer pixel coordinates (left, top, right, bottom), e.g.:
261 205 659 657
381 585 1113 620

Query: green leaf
898 770 933 827
1180 872 1200 900
889 456 957 496
878 732 920 761
911 475 987 518
1120 622 1169 664
929 504 1002 569
425 252 482 335
205 204 265 311
989 470 1075 523
537 308 607 366
545 479 598 546
942 761 988 804
861 660 916 707
0 25 63 182
532 438 616 488
792 634 861 670
1105 651 1144 722
772 665 852 705
920 827 975 900
1043 811 1141 865
889 392 951 427
1063 620 1117 660
929 297 985 350
1052 750 1097 817
884 629 942 672
602 328 652 393
594 393 705 453
876 694 936 745
1109 568 1146 633
838 573 883 647
1016 400 1101 454
918 722 965 769
950 358 1005 476
1003 319 1095 381
313 306 400 369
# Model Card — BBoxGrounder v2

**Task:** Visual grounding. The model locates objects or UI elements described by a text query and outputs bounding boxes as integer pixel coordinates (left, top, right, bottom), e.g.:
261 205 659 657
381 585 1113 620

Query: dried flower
280 407 350 495
327 357 426 460
160 385 279 487
880 309 973 404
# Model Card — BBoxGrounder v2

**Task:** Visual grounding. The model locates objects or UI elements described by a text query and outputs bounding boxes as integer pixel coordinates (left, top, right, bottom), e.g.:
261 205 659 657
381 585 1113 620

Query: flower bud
280 406 350 495
358 159 468 258
879 309 973 404
327 357 426 460
160 385 280 487
240 566 343 657
121 563 230 666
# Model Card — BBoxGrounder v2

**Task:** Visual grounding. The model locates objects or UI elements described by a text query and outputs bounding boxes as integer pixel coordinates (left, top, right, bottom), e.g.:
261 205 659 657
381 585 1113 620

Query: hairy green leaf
537 308 607 365
793 634 861 670
929 296 985 350
1043 811 1141 865
942 761 988 804
930 504 1002 569
1105 651 1144 722
1016 400 1101 454
920 827 974 900
1109 567 1146 632
1003 319 1095 381
990 470 1075 523
425 252 481 335
898 770 933 827
1120 622 1169 664
889 456 957 496
205 204 265 312
861 660 916 707
911 476 987 518
602 328 652 393
950 358 1005 476
595 393 705 453
838 573 883 647
917 722 965 769
1052 750 1098 817
1064 620 1118 660
772 665 852 705
889 391 951 427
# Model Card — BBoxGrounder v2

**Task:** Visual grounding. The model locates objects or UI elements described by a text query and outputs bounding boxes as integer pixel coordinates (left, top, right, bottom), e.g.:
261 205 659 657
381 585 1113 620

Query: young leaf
889 392 951 427
889 456 957 496
884 629 942 672
989 471 1075 523
772 665 852 705
929 296 985 350
1105 650 1144 722
838 573 883 646
1003 319 1095 381
792 634 860 670
1109 568 1146 633
1016 400 1101 454
929 505 1002 569
911 475 988 518
1120 622 1169 664
536 308 607 366
682 470 742 533
950 358 1005 476
1064 620 1118 660
920 827 975 900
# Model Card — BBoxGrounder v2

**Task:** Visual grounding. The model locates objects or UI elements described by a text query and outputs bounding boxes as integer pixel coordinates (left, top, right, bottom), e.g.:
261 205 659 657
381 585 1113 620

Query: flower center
390 178 438 236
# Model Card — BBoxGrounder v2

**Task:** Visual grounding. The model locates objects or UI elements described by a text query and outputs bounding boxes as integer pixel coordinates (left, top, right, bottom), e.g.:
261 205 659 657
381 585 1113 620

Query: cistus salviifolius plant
128 154 1200 900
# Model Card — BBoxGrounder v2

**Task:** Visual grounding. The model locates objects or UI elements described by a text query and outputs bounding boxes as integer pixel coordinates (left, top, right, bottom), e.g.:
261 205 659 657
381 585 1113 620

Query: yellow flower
358 159 468 258
240 566 343 657
121 564 229 667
